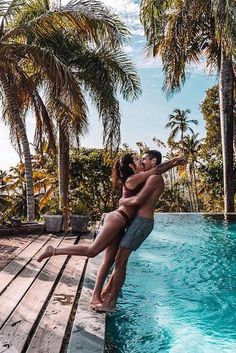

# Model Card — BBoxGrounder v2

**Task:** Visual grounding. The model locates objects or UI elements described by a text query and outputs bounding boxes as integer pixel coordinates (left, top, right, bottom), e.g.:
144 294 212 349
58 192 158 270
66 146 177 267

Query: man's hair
145 150 162 165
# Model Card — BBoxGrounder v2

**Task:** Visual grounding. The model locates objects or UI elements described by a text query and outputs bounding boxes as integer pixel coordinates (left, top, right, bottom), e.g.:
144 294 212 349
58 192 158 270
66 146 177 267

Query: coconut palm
0 0 92 220
165 109 198 211
8 0 141 226
165 109 198 150
152 137 166 149
140 0 236 212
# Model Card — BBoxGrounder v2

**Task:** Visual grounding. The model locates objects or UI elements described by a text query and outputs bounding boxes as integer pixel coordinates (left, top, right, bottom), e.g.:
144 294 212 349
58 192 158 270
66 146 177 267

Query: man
93 150 186 312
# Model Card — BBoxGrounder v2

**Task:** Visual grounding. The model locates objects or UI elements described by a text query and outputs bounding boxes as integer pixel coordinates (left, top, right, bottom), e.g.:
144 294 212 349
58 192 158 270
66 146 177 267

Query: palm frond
187 119 198 125
0 0 25 31
39 185 54 210
32 91 56 154
4 0 129 48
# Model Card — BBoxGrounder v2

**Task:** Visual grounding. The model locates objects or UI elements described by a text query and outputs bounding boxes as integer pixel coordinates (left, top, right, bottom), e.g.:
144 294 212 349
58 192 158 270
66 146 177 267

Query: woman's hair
112 153 135 186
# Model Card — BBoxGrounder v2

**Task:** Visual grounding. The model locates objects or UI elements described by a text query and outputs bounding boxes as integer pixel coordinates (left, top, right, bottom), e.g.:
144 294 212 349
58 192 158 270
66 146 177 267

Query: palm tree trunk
192 163 199 212
0 72 35 221
233 118 236 155
58 122 69 230
186 179 193 212
219 50 234 213
189 165 196 212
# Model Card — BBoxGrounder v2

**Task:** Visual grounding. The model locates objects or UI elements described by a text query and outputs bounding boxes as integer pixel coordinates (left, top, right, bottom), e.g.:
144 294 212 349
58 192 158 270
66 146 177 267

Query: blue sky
0 0 217 170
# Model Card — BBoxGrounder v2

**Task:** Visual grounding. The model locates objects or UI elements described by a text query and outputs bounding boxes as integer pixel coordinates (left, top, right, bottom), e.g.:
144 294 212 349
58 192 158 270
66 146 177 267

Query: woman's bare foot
37 245 54 262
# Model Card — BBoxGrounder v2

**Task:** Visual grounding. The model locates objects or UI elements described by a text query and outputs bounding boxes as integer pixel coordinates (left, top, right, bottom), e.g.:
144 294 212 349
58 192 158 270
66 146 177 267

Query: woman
37 153 160 263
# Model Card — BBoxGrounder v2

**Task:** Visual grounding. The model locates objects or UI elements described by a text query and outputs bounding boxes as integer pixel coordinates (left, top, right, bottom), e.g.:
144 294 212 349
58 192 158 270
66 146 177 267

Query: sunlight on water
105 214 236 353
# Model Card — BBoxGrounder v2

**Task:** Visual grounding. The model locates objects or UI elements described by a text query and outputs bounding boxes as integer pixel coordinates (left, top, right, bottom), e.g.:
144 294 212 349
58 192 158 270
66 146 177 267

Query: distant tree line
1 85 235 223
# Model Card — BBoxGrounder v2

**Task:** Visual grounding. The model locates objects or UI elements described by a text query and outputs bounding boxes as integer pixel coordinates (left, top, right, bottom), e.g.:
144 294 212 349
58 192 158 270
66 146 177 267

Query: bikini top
122 183 144 198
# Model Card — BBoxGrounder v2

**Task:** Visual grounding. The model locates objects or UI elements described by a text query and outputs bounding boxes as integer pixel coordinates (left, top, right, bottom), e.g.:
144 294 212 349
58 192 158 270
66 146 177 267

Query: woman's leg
37 211 126 262
90 234 121 307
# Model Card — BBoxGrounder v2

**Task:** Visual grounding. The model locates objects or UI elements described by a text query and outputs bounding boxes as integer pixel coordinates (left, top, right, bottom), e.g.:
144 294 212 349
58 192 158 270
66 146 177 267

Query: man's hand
173 155 187 166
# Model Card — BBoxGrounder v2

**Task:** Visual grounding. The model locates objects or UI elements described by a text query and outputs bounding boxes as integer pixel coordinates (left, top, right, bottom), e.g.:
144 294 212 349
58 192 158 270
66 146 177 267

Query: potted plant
44 208 63 233
70 201 90 233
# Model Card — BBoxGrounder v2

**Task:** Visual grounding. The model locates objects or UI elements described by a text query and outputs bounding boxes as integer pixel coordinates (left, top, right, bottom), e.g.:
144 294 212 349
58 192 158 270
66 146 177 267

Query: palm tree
165 109 198 150
0 0 95 220
152 137 166 149
140 0 235 213
165 109 198 211
8 0 141 227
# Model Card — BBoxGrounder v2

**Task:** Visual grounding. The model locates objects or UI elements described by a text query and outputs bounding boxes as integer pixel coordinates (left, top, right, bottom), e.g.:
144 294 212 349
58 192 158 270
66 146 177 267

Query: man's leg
96 247 132 311
90 235 121 307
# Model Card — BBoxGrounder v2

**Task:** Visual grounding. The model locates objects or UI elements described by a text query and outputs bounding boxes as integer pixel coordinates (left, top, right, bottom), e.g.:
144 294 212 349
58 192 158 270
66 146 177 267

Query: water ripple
105 214 236 352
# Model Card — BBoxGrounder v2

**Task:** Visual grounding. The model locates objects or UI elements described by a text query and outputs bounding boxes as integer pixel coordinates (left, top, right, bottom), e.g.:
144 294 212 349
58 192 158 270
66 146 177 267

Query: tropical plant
164 108 198 211
182 133 203 211
165 109 198 150
69 148 122 221
140 0 236 212
152 137 166 149
199 85 236 211
8 0 141 227
0 0 98 220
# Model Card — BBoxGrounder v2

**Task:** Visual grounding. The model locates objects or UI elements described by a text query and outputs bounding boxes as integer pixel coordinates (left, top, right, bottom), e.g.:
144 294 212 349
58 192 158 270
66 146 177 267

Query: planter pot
44 215 63 233
11 217 22 227
70 215 90 233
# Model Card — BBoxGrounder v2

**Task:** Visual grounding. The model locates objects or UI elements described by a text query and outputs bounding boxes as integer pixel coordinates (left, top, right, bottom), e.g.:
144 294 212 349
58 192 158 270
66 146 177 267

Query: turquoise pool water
105 214 236 353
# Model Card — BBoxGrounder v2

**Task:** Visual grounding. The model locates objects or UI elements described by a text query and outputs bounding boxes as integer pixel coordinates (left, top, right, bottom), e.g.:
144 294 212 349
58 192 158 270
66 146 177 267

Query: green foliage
200 85 221 157
198 85 236 211
157 187 190 212
69 148 122 221
70 200 89 215
140 0 235 94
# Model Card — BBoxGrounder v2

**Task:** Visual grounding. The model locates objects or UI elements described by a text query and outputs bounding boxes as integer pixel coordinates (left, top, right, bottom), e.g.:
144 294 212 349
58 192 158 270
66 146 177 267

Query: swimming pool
105 214 236 353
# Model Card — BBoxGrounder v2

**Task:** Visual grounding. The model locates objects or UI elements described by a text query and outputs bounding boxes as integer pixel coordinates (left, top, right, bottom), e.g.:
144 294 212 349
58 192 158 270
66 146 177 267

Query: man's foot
90 298 103 310
100 289 110 301
93 303 116 313
37 245 54 262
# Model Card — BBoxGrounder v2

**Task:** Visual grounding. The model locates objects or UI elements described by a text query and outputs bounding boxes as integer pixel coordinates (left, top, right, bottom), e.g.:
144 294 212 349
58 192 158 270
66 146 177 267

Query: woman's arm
126 156 186 189
120 175 163 206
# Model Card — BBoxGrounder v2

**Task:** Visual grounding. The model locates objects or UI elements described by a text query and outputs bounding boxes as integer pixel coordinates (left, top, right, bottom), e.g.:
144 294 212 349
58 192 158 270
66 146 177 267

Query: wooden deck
0 232 106 353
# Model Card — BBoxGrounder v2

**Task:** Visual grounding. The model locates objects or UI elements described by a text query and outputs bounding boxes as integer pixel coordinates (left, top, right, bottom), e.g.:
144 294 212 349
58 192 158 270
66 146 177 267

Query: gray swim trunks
119 215 154 251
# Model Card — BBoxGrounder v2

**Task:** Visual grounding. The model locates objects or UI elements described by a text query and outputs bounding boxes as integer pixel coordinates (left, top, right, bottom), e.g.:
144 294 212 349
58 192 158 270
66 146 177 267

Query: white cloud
123 44 134 54
101 0 139 15
101 0 143 35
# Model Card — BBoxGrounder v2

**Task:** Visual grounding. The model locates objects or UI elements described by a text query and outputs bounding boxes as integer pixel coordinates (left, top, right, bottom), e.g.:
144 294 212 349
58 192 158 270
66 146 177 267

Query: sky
0 0 217 171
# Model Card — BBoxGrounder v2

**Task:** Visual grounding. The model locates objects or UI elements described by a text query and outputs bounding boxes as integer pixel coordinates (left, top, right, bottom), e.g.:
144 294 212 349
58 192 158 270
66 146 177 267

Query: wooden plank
0 236 65 329
67 253 106 353
0 236 80 353
0 234 39 271
0 234 52 294
25 238 91 353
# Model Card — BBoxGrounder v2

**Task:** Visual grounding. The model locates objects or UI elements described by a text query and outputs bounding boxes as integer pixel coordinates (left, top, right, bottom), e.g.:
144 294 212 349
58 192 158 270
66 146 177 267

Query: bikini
116 183 144 227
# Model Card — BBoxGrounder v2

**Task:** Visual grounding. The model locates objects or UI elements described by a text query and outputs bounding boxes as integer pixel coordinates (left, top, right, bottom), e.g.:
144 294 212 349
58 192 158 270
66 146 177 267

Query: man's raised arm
120 157 187 206
126 156 186 189
154 156 186 174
